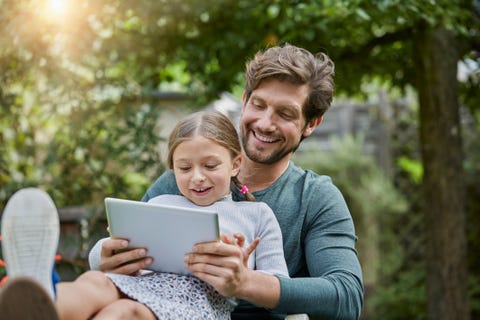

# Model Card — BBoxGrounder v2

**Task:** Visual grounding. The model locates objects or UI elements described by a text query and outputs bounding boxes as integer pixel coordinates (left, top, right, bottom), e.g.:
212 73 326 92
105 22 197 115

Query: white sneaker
1 188 60 299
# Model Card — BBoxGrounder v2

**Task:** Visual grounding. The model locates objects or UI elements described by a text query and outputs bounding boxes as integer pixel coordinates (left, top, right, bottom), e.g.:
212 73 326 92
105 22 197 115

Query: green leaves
1 0 478 206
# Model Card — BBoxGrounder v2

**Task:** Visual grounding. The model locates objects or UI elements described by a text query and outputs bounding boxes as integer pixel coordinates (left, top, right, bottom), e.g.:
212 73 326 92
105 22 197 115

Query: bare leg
56 270 122 320
94 299 156 320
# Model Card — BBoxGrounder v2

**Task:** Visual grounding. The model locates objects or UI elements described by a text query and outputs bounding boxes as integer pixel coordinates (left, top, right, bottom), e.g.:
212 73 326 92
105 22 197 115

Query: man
90 43 364 319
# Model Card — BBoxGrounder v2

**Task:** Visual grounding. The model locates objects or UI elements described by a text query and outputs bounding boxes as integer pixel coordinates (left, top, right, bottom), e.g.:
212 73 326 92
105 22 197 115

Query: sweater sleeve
273 180 363 319
88 237 107 270
253 202 289 278
277 273 362 319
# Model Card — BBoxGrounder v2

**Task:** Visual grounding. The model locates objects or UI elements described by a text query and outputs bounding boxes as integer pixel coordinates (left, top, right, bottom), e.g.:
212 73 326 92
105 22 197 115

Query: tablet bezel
104 197 220 275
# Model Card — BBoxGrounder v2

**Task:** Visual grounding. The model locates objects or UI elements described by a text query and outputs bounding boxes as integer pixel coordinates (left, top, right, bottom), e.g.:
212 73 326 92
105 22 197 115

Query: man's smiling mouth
253 131 279 143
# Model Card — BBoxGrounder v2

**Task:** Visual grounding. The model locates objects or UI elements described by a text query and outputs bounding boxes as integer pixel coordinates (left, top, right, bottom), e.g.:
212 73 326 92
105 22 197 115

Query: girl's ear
231 154 241 177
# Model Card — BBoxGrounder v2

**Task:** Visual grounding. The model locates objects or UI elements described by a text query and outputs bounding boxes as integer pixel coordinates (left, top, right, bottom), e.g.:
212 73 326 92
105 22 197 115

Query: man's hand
99 238 153 275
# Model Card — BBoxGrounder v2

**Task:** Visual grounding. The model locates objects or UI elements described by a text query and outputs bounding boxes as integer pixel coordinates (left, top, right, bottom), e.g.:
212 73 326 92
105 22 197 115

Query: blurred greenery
0 0 479 319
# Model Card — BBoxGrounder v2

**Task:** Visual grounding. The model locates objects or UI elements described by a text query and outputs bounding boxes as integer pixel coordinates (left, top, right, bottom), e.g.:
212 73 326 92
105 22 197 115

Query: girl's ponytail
231 177 255 202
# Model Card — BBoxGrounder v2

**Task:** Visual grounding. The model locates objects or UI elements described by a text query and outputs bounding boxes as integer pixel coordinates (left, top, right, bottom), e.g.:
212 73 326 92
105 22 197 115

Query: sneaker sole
1 188 60 299
0 277 59 320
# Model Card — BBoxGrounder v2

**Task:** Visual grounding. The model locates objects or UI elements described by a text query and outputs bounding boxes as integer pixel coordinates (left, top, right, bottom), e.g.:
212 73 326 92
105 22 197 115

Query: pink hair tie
240 185 249 195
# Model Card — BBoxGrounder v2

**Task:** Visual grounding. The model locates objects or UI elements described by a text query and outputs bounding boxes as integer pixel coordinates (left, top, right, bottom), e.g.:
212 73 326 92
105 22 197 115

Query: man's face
240 78 316 164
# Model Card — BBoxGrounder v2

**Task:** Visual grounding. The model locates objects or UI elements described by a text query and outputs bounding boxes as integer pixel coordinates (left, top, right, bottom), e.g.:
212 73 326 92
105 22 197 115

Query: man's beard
241 132 300 165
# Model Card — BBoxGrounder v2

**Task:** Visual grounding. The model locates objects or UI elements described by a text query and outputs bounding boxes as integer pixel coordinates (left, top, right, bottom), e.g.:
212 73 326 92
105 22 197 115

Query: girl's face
172 135 241 206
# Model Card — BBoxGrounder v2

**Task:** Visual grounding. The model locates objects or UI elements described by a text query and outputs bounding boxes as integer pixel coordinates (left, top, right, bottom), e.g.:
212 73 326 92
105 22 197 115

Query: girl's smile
172 135 240 206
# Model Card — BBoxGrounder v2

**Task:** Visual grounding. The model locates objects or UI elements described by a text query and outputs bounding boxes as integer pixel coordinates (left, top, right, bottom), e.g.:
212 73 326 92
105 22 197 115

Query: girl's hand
99 238 153 275
220 233 260 267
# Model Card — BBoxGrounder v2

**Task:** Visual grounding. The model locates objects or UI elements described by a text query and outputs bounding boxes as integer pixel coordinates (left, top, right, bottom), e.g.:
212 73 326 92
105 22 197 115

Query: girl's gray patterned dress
107 272 233 320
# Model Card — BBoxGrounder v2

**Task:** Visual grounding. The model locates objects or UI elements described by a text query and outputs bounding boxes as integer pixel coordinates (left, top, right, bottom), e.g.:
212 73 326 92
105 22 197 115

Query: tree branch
340 27 414 61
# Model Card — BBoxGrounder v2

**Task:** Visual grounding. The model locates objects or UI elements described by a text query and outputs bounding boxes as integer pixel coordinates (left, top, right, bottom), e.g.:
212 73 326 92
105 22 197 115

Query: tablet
104 197 220 275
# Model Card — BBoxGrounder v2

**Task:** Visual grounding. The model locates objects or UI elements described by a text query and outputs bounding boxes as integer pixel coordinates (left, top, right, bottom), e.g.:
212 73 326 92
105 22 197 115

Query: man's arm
275 273 363 319
273 181 364 319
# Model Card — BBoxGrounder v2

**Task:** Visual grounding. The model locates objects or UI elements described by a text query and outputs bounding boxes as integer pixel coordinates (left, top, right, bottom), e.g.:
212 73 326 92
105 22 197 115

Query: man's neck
237 154 291 192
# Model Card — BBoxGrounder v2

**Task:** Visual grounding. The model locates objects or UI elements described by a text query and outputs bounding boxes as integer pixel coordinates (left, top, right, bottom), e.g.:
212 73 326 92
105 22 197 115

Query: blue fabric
52 267 60 299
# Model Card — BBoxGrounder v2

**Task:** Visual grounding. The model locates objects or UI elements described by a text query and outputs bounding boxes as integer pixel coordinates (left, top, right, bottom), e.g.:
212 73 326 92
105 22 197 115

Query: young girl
1 110 288 320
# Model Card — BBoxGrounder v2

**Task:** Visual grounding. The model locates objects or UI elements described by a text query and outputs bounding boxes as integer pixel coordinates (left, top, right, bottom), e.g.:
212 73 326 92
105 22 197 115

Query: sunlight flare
47 0 68 16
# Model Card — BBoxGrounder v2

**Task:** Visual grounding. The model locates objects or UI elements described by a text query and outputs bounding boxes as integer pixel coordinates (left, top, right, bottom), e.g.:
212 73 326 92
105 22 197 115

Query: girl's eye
178 166 191 171
205 164 218 169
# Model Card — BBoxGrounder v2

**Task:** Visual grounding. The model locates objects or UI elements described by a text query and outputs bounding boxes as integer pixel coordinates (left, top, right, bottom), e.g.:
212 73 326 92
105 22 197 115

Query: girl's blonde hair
167 110 254 201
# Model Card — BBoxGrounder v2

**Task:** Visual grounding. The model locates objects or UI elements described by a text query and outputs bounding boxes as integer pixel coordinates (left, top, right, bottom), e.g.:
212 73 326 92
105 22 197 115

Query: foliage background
1 0 479 319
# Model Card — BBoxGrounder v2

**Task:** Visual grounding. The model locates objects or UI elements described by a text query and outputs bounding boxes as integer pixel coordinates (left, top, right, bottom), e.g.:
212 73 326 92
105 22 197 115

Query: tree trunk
413 24 469 320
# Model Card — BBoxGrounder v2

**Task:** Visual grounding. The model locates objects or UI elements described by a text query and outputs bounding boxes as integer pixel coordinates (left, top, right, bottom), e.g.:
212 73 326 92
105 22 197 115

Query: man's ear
303 116 323 138
231 155 241 177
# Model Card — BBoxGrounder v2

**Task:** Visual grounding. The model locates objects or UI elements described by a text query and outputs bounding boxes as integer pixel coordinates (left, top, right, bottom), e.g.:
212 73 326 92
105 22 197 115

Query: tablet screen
105 197 220 274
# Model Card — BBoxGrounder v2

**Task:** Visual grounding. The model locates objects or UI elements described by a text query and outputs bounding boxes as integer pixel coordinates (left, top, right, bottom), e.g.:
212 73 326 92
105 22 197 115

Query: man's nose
257 110 276 132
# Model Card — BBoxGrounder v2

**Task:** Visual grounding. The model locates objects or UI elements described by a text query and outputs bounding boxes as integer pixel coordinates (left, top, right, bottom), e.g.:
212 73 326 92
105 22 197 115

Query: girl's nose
192 168 206 182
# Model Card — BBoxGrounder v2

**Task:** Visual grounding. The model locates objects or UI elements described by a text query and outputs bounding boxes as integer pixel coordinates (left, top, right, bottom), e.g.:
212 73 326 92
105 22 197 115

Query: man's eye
251 102 265 110
280 112 294 120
